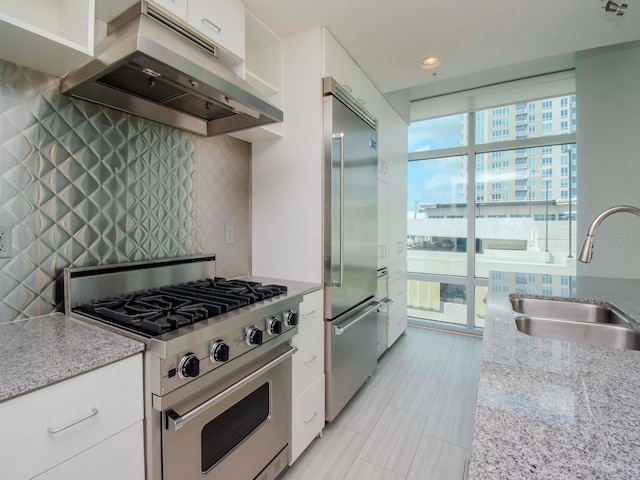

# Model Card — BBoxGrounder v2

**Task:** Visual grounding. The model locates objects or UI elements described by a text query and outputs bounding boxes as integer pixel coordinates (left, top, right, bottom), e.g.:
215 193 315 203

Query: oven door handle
165 344 298 432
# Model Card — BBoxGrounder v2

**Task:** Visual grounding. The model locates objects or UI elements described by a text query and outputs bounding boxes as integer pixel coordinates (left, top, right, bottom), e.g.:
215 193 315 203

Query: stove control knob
266 317 283 335
284 310 299 327
178 353 200 378
246 326 263 346
210 340 230 363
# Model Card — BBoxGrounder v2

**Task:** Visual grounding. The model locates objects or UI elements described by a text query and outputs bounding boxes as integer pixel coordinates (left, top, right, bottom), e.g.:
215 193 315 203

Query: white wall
575 40 640 279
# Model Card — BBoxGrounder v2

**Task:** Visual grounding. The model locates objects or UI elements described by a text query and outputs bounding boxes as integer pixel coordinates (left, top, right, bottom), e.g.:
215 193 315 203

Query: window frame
408 103 576 331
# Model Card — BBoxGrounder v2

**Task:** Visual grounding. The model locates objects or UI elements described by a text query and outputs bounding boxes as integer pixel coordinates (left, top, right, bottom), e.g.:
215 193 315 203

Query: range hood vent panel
98 64 185 104
164 94 234 121
61 4 283 136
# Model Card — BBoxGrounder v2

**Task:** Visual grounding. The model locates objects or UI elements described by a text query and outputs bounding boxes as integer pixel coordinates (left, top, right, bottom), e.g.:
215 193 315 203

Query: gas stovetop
75 277 288 337
65 256 304 395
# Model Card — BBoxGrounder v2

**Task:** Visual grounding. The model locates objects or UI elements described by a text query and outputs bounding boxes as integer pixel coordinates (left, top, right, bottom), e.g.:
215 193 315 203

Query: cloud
408 156 465 204
412 143 432 152
408 115 464 152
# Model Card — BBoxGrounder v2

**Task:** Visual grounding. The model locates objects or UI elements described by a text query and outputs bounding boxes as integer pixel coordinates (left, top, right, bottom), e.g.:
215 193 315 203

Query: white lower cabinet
32 421 144 480
387 300 408 348
292 323 324 399
298 288 323 334
387 262 408 348
0 354 143 480
290 290 324 464
291 375 325 463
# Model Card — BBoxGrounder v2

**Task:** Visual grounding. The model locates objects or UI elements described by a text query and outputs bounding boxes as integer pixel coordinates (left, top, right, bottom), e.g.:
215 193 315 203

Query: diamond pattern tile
0 60 250 322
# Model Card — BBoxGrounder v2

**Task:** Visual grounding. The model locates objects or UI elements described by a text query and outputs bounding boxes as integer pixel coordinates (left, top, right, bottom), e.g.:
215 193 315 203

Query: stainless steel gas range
64 255 306 480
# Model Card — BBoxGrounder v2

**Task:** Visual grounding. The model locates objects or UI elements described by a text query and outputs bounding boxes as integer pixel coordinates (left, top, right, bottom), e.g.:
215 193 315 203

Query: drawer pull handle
302 309 316 317
47 407 98 434
357 98 365 105
201 18 222 33
304 411 318 424
304 355 318 366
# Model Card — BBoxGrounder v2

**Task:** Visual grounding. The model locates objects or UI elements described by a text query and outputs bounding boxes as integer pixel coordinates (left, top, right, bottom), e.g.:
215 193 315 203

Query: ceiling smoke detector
603 0 628 15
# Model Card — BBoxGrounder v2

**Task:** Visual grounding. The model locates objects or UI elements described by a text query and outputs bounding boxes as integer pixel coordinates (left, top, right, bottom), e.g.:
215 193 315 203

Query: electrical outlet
0 225 12 258
225 225 234 244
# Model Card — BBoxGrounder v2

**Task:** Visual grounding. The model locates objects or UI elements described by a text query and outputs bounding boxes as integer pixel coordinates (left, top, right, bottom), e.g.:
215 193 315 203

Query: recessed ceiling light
421 57 441 69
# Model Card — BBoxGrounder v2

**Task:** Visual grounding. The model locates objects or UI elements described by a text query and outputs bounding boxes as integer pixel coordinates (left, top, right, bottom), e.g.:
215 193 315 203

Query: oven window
201 382 270 472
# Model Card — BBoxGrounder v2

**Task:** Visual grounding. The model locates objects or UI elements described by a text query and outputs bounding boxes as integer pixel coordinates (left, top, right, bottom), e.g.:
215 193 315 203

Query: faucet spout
579 205 640 263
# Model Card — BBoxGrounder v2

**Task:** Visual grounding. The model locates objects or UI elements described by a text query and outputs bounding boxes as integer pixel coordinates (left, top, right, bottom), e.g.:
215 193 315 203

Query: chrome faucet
579 205 640 263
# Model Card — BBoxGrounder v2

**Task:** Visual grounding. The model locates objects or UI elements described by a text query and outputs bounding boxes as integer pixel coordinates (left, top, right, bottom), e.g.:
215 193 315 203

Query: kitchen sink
510 297 632 325
510 297 640 350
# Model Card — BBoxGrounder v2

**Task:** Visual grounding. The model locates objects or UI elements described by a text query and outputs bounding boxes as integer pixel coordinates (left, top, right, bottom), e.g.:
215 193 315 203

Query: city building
406 92 578 329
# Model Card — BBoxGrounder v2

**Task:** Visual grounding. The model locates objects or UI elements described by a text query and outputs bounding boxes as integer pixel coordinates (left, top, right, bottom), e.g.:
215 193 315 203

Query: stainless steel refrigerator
323 77 382 422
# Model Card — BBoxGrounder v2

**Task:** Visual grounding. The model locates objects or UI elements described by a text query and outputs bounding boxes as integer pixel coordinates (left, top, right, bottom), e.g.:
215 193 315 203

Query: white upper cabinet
230 8 283 142
323 28 377 117
0 0 246 77
136 0 246 66
187 0 245 62
244 10 281 105
0 0 95 76
376 89 408 266
378 179 390 267
149 0 188 20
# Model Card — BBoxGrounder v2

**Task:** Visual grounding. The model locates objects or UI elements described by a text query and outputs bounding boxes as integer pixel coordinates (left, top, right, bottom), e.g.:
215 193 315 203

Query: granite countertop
469 274 640 479
0 278 320 404
0 313 144 403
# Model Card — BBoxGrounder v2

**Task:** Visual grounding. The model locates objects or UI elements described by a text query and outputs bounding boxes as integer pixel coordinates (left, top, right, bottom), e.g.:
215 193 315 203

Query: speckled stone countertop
0 313 144 402
0 277 320 404
469 274 640 479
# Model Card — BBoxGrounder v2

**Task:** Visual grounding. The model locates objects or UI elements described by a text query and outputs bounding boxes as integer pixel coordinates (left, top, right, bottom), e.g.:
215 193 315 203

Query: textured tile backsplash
0 60 251 322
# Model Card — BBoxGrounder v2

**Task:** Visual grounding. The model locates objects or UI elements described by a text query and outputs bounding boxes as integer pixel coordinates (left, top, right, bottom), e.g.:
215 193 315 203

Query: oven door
161 344 294 480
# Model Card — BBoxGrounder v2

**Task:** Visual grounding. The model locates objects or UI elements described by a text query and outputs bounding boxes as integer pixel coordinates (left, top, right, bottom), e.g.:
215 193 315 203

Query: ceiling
243 0 640 102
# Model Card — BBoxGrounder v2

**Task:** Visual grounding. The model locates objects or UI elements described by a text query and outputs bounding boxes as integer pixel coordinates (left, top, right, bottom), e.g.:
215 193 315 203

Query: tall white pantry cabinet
251 25 408 460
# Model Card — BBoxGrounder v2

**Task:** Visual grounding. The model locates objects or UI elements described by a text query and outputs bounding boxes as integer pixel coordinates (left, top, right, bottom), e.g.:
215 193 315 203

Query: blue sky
407 115 465 212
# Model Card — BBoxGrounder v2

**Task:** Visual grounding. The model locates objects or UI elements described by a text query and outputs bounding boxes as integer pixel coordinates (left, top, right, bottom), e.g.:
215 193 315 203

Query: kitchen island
469 274 640 479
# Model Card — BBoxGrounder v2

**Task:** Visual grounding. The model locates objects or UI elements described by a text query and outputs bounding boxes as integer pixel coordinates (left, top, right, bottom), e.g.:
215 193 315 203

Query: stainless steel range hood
60 2 283 137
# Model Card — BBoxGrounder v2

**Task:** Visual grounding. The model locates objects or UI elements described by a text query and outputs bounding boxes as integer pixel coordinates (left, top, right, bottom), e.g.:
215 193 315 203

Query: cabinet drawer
299 289 323 333
32 421 145 480
188 0 245 60
290 376 324 464
387 303 407 348
0 355 143 480
389 276 406 308
388 261 407 284
292 323 324 398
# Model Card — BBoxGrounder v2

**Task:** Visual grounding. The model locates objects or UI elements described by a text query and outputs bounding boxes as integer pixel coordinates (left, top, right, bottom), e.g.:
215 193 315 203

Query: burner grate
75 278 288 336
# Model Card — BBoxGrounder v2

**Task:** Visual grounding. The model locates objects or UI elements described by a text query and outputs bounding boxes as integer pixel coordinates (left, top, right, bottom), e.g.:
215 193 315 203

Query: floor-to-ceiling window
406 73 577 331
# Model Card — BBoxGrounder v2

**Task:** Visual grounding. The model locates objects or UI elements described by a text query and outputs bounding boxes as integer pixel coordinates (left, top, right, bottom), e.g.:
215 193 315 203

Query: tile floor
282 326 483 480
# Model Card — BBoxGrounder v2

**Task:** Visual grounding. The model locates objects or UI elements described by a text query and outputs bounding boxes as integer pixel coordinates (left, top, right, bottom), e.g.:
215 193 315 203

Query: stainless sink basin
510 297 640 350
510 297 632 326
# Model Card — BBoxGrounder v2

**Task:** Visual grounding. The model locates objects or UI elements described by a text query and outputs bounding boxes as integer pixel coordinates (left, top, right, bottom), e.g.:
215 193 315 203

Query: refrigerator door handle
332 301 378 335
376 298 393 312
331 132 345 288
